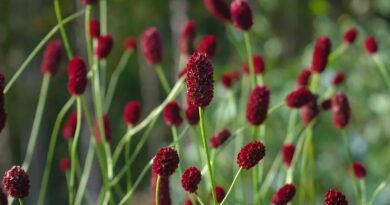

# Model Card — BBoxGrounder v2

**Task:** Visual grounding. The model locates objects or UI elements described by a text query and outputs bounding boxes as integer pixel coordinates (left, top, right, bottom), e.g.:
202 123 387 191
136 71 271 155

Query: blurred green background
1 0 390 204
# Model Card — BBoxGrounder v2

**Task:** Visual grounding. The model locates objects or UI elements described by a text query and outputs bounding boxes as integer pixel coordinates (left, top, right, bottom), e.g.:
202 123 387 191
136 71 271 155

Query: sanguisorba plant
1 0 390 204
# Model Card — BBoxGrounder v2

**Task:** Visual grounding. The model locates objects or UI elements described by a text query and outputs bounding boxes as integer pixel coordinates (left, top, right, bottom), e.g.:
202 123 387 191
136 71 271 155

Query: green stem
38 97 75 205
309 73 320 93
75 137 95 205
22 74 51 171
299 127 312 204
19 199 24 205
251 126 259 203
155 175 161 205
3 10 84 94
329 44 347 64
69 97 82 205
220 168 243 205
84 5 93 66
372 55 390 91
199 107 217 205
172 126 183 174
54 0 73 59
99 0 107 35
104 51 133 112
156 64 171 94
369 181 387 205
125 126 133 192
360 180 367 205
244 32 258 87
194 193 206 205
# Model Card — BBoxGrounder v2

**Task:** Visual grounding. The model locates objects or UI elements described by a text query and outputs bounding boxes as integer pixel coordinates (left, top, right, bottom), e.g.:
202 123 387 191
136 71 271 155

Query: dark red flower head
181 167 202 193
96 35 113 59
272 184 296 205
203 0 231 22
210 129 231 148
242 55 265 75
282 143 295 167
213 186 226 203
152 147 180 177
0 187 7 205
285 87 314 108
237 141 266 170
324 189 348 205
123 101 141 125
296 69 311 87
352 161 366 179
80 0 97 5
41 39 63 75
246 85 270 125
94 115 112 143
311 36 331 73
67 56 87 95
300 96 319 126
62 112 78 140
221 71 240 89
230 0 253 31
364 36 378 55
331 93 350 129
2 166 30 198
141 27 163 65
59 157 70 173
186 52 214 107
151 173 171 205
185 104 199 125
332 71 345 86
321 99 332 110
179 21 197 56
197 35 217 59
124 37 137 51
89 19 100 38
163 101 183 126
343 28 358 44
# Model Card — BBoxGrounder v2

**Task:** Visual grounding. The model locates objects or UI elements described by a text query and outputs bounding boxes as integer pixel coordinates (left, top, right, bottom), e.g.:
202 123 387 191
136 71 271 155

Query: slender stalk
360 180 367 205
75 138 95 205
220 168 243 205
251 126 259 203
309 73 320 93
99 0 107 35
244 32 258 87
171 126 183 174
125 126 133 191
4 10 84 94
38 97 75 205
328 44 347 64
18 199 24 205
372 55 390 91
54 0 73 59
369 181 387 205
299 127 313 204
104 51 133 112
84 5 93 66
69 97 82 205
155 175 161 205
22 74 51 171
194 193 205 205
156 64 171 94
199 107 217 205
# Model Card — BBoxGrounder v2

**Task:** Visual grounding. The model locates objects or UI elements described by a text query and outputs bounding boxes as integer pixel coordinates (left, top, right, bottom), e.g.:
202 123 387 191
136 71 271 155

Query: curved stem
156 64 171 94
199 107 217 205
38 97 75 205
75 137 95 205
22 74 51 171
155 175 161 205
69 97 82 205
244 32 258 87
220 168 243 205
54 0 73 59
369 180 387 205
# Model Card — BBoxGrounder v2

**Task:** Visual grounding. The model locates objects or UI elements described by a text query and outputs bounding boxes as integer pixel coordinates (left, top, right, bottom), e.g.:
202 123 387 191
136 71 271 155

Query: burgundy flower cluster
210 129 231 148
67 56 88 96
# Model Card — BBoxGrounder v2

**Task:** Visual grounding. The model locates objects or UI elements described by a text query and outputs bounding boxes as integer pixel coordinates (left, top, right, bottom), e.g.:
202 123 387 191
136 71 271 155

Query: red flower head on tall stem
365 36 378 55
96 35 114 59
343 28 358 44
94 115 112 143
212 186 226 203
230 0 253 31
89 19 100 38
185 103 199 125
181 167 202 193
151 173 171 205
324 189 348 205
242 55 265 76
59 157 71 173
80 0 97 5
163 101 183 126
311 36 331 73
67 56 87 96
124 37 137 52
179 20 197 56
272 184 296 205
62 112 78 140
152 147 180 177
203 0 231 22
2 166 30 198
123 101 141 126
246 85 270 126
331 93 350 129
210 129 231 148
41 39 63 75
141 27 163 65
296 69 311 87
282 143 295 167
186 52 214 108
300 96 319 126
197 35 217 59
285 87 314 108
221 71 240 89
237 141 266 170
351 161 366 180
332 71 345 87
